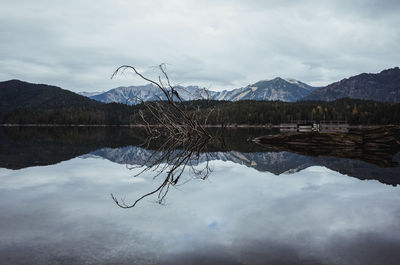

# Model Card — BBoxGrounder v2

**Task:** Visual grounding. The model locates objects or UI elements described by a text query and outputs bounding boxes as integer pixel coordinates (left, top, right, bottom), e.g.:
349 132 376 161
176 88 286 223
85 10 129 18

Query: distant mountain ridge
214 77 317 102
80 67 400 104
2 66 399 119
83 77 318 105
88 84 216 105
303 67 400 102
0 79 102 115
0 79 138 125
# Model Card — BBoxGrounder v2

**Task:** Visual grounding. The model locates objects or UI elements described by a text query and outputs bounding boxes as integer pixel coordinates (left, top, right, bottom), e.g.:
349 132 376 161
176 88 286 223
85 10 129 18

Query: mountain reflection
1 126 400 189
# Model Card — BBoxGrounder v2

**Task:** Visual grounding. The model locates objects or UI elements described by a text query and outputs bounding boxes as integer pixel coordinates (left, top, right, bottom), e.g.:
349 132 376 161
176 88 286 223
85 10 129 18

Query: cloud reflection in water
0 157 399 264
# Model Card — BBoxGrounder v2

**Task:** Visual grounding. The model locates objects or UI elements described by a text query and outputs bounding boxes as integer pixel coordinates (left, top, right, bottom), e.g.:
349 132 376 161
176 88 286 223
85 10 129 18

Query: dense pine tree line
2 98 400 125
199 99 400 125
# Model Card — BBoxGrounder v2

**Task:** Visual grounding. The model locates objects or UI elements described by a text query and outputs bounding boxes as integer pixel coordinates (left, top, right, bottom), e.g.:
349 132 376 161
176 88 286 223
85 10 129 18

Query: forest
2 98 400 125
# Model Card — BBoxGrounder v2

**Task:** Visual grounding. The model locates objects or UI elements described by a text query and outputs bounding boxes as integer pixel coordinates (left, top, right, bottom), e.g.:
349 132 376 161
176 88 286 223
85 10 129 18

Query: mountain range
0 79 102 120
79 67 400 104
1 68 399 110
81 77 318 104
303 67 400 102
86 84 215 105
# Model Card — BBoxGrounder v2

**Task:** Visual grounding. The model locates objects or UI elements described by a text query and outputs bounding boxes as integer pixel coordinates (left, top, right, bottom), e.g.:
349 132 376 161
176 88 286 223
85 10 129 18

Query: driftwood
110 64 214 208
111 64 212 141
253 126 400 167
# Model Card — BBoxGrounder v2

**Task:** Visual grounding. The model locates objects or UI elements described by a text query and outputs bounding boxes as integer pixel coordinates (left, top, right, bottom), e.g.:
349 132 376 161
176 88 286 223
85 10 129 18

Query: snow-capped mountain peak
81 77 318 104
283 78 300 84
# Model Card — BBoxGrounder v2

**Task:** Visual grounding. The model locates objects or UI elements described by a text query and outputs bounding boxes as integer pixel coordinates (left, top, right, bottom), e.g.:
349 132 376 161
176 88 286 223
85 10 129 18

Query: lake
0 126 400 265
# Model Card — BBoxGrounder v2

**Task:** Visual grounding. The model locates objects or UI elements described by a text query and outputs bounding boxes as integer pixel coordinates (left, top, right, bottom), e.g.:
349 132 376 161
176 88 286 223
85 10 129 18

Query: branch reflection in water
111 131 216 208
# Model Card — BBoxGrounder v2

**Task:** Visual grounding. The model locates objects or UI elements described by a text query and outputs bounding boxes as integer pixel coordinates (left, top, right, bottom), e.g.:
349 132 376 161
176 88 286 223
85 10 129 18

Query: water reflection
1 158 399 265
1 126 400 264
255 126 400 168
1 126 400 185
2 126 400 209
111 134 213 208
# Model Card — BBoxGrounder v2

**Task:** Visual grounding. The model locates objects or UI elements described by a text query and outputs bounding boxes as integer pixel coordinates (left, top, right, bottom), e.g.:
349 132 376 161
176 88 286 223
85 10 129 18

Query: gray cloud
0 0 399 92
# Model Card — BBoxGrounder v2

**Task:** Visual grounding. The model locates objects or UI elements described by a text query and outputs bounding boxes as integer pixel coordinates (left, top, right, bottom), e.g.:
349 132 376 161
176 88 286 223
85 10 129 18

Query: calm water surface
0 127 399 265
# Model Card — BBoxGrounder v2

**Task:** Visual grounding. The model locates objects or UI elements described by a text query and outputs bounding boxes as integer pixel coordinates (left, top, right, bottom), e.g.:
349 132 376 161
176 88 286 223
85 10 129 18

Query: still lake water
1 127 400 265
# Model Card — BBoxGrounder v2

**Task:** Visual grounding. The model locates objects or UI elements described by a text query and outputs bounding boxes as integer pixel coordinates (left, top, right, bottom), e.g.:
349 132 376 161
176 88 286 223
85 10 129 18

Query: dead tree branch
110 64 215 208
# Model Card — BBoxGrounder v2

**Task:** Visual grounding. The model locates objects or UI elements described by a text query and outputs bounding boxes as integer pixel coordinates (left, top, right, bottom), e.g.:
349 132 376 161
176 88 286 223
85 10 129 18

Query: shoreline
0 124 397 129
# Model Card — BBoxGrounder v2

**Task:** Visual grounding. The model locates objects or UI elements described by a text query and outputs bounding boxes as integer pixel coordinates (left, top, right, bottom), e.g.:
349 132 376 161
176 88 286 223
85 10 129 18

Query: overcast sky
1 0 399 92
